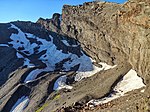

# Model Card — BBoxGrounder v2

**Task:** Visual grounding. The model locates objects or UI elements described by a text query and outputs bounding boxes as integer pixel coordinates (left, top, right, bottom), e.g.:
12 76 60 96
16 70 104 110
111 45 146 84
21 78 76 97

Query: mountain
0 0 149 112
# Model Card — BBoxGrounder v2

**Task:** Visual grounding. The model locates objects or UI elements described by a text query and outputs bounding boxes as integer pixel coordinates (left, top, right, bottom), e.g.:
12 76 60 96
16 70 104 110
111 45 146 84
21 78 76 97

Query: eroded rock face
61 1 150 92
36 13 61 33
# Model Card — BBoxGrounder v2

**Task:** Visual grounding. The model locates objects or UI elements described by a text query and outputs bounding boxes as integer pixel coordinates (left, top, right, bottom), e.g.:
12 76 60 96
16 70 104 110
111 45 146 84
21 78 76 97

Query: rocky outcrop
36 13 61 33
61 1 150 93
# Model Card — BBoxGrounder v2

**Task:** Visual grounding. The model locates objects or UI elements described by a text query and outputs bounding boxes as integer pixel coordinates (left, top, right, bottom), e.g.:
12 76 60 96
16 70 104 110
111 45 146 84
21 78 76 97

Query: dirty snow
53 75 73 90
10 96 29 112
88 69 146 106
54 62 117 90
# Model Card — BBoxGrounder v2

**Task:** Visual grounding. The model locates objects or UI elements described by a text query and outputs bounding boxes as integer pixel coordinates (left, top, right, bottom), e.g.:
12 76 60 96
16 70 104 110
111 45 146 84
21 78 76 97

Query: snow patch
141 89 145 93
8 24 38 56
8 24 116 85
53 61 117 90
53 75 73 90
99 62 117 70
16 52 24 58
88 69 146 106
75 65 102 81
75 62 117 81
24 69 44 83
10 96 29 112
0 44 9 47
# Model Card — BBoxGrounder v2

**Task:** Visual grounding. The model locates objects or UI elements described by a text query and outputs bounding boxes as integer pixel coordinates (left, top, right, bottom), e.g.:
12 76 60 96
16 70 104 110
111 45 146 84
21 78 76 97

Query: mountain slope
0 0 149 112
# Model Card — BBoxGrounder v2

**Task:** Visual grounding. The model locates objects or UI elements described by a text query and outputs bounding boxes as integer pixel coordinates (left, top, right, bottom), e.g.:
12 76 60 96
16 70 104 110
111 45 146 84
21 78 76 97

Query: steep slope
61 0 150 95
0 0 149 112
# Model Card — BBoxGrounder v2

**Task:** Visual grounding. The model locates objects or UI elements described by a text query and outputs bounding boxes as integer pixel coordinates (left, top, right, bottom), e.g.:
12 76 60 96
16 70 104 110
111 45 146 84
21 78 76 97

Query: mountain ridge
0 0 149 112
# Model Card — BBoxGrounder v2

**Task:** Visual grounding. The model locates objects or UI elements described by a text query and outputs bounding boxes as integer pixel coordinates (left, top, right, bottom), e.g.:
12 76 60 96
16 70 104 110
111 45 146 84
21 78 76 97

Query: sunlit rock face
61 1 150 91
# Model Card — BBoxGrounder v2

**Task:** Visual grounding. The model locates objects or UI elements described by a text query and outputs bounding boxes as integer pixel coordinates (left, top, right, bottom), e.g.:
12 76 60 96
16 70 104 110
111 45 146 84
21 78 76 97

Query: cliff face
36 13 61 33
0 1 149 112
61 1 150 92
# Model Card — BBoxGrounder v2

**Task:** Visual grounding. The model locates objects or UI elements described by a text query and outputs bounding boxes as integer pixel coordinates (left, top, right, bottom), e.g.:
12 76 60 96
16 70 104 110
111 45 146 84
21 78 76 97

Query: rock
61 1 150 94
0 0 149 112
36 13 61 33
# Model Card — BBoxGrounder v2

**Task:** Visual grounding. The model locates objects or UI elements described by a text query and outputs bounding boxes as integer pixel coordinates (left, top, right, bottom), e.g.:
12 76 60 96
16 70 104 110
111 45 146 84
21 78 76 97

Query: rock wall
61 1 150 92
36 13 61 33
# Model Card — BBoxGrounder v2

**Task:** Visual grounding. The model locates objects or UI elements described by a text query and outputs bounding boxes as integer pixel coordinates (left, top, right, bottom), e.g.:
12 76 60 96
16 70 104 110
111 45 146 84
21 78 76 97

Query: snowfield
0 24 146 111
88 69 146 106
54 62 117 90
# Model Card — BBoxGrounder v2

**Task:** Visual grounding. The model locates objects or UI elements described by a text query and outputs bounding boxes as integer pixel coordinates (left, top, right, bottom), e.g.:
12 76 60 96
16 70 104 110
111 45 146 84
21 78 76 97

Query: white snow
25 33 36 39
53 61 117 90
23 58 35 68
75 62 117 81
99 62 117 70
53 75 73 90
24 69 44 83
10 96 29 112
0 44 9 47
87 69 146 106
75 65 102 81
16 52 35 68
7 24 116 85
141 89 145 93
8 24 38 56
61 40 70 46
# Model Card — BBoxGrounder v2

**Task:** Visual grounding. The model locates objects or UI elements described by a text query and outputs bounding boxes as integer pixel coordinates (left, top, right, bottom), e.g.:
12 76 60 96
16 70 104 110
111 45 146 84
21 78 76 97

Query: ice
88 69 146 106
10 96 29 112
53 75 73 90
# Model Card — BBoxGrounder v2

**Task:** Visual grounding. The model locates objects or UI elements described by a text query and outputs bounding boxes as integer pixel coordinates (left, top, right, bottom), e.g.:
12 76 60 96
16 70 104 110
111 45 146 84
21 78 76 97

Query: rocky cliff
0 0 149 112
61 0 150 94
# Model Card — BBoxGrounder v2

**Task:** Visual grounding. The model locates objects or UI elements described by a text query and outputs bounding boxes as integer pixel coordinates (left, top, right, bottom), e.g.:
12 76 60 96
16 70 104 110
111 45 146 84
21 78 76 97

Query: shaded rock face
36 13 61 33
0 21 84 86
61 1 150 92
0 46 23 86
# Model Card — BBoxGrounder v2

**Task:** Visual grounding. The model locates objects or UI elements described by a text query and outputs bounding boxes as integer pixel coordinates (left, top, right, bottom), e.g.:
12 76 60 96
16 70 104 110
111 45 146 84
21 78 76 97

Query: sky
0 0 127 23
